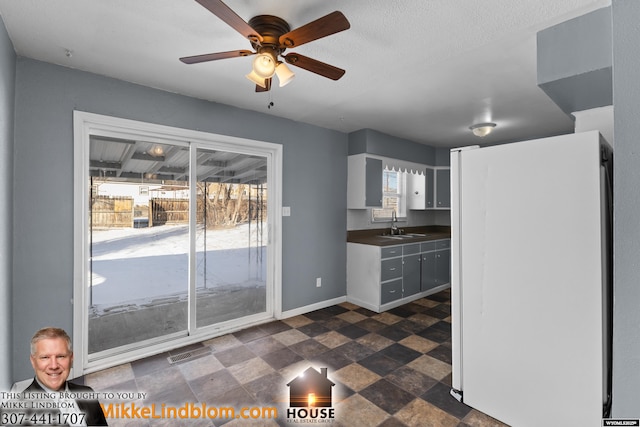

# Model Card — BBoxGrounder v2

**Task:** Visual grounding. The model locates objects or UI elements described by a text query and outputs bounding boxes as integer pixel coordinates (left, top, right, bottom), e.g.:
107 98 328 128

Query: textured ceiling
0 0 611 147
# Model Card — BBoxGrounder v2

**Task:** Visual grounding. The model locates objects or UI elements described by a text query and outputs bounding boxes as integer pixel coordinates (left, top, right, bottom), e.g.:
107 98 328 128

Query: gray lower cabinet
434 240 451 286
421 239 451 291
403 254 422 297
347 239 451 313
381 257 402 282
379 246 403 304
421 242 437 291
402 244 422 298
381 279 403 305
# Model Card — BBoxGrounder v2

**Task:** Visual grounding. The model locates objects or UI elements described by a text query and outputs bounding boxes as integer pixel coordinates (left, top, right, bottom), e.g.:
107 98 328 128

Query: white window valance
382 158 428 176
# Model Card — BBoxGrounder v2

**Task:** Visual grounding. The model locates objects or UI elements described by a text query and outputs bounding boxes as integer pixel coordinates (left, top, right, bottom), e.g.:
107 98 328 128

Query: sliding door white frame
73 111 282 375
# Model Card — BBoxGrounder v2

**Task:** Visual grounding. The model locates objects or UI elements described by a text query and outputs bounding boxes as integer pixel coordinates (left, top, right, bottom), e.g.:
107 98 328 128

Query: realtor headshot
22 327 108 426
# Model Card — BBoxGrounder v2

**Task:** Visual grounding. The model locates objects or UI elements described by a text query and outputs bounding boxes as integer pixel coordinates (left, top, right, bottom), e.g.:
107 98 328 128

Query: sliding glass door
194 148 268 328
74 112 281 373
88 139 191 355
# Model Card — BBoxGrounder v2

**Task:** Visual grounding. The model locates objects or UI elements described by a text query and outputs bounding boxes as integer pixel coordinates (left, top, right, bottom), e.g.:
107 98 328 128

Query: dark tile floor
85 289 508 426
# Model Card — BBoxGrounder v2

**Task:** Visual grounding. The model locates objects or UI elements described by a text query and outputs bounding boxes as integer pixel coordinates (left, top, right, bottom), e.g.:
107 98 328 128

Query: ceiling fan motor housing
248 15 291 54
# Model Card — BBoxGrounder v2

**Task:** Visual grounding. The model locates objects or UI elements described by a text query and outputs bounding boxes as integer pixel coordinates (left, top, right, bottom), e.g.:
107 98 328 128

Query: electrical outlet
316 277 322 287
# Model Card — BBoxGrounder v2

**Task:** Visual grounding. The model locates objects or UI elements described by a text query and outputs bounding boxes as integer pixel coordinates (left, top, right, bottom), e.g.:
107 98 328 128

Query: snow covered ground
90 223 266 307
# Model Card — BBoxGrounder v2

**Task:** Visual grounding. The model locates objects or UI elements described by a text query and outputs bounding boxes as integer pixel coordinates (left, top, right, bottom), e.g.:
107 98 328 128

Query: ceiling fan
180 0 351 92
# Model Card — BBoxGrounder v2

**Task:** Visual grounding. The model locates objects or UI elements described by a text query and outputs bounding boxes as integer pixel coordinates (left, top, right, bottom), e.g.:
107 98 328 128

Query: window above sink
372 168 407 222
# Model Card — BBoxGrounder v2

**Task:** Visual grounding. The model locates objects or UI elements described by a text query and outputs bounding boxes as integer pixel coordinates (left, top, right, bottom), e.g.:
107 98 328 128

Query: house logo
286 366 336 421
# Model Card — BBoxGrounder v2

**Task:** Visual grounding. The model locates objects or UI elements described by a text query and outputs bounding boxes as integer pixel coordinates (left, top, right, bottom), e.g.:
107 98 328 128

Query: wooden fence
149 198 200 226
151 198 267 227
91 196 134 228
92 196 267 229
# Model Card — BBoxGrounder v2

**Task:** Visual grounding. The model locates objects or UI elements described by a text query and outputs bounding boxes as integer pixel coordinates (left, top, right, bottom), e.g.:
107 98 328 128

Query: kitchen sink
380 233 429 240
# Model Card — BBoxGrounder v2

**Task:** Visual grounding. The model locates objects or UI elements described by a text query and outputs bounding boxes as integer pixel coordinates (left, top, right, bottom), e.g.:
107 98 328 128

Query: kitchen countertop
347 226 451 247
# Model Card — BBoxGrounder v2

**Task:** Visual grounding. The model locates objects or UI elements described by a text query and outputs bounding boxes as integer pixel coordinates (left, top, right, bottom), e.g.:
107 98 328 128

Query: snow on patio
89 223 266 309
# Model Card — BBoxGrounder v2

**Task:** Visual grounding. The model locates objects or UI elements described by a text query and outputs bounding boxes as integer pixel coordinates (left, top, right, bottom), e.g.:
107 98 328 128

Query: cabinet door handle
390 267 396 271
389 290 396 293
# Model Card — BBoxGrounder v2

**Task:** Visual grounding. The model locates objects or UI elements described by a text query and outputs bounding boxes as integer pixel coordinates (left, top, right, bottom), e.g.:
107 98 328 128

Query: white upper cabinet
407 168 430 209
408 167 450 210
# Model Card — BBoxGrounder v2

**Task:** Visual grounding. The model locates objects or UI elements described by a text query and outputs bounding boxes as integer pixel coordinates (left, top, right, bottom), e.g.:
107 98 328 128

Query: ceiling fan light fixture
252 50 277 78
179 3 351 92
275 62 295 87
149 145 164 157
245 69 268 88
470 122 497 137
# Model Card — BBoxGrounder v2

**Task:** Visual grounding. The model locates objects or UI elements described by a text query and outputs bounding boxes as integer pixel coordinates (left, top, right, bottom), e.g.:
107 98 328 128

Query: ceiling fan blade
180 50 254 64
195 0 263 43
283 53 345 80
255 78 272 92
279 11 350 48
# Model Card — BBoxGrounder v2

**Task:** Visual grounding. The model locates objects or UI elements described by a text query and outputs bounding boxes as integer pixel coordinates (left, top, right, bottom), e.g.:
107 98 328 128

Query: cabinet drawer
435 239 450 249
381 258 403 281
421 241 436 252
381 246 402 259
403 243 421 255
381 279 403 304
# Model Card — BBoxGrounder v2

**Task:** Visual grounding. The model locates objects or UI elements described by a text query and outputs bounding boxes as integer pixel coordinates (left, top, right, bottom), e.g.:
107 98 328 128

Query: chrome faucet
390 210 399 235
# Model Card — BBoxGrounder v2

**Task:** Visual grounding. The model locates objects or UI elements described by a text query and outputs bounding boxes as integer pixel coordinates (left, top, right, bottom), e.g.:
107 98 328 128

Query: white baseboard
380 284 450 311
278 296 347 320
347 284 451 314
345 295 377 312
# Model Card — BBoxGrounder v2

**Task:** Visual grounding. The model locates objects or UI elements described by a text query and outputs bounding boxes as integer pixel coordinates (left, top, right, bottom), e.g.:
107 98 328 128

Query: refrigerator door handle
449 146 473 392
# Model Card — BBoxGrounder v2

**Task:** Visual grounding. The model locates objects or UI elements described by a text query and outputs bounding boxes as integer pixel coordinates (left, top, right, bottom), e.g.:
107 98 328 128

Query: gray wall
11 58 347 382
537 6 613 115
0 16 15 390
348 128 437 165
611 0 640 417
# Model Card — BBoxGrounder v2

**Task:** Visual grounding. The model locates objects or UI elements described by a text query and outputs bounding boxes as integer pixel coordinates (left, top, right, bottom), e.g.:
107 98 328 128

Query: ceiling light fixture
252 48 277 78
275 62 295 87
149 146 164 157
470 122 497 137
246 47 285 88
245 69 268 88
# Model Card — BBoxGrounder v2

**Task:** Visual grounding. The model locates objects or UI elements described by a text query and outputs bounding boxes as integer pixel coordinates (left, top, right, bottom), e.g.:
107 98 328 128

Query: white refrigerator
450 131 612 427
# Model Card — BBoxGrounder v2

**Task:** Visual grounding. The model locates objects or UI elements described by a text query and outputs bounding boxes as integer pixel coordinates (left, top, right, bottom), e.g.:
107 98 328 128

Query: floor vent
167 347 211 364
